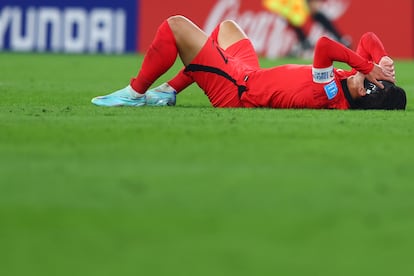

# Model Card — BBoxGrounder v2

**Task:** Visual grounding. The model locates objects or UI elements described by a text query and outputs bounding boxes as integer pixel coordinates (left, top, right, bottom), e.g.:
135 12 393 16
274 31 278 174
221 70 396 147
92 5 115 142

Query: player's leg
143 16 209 106
148 19 257 102
91 15 207 107
182 20 256 107
150 19 249 93
216 20 248 49
147 19 253 105
214 20 260 70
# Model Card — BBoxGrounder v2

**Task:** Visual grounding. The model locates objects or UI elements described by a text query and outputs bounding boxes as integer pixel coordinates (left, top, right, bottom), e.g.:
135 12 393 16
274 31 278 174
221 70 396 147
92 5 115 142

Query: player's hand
365 64 394 89
379 56 396 82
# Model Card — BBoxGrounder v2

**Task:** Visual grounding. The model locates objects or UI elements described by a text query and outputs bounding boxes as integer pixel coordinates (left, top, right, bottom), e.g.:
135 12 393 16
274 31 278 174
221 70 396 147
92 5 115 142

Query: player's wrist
359 61 374 75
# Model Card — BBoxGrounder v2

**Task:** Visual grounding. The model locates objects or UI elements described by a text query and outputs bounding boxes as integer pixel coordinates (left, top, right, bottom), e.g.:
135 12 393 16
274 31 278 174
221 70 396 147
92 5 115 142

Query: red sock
167 69 193 94
130 20 178 93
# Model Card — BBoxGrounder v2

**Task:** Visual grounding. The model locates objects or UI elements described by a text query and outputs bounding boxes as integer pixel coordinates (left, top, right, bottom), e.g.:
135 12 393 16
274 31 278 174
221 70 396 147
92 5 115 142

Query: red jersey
242 34 387 109
241 64 353 109
186 32 387 109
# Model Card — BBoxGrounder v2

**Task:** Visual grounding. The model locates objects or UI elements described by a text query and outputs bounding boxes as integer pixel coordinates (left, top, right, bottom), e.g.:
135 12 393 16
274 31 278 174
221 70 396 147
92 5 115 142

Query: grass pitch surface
1 53 414 276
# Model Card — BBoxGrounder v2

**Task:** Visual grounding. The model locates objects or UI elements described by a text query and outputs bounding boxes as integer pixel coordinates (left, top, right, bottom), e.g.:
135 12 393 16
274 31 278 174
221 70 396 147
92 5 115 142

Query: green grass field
1 52 414 276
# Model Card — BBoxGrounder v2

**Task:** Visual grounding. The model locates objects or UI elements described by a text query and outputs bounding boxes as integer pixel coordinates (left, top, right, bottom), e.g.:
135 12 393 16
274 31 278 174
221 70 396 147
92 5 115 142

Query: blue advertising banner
0 0 138 53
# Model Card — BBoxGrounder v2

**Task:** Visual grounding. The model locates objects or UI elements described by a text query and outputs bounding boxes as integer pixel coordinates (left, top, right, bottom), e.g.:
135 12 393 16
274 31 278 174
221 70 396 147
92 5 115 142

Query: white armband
312 65 334 83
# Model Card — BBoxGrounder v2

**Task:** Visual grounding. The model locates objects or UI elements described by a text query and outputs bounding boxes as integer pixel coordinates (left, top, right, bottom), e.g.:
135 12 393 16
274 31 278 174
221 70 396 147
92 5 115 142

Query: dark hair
353 81 407 110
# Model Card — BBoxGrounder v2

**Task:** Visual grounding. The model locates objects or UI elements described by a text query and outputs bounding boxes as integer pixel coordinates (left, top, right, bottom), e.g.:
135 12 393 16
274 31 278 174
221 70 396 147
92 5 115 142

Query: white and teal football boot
145 83 176 106
91 85 146 107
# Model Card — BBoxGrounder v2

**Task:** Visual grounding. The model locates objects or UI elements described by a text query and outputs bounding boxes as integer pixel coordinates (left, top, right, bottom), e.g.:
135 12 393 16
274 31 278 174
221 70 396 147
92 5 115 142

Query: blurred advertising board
0 0 138 53
2 0 413 58
336 0 414 59
139 0 414 59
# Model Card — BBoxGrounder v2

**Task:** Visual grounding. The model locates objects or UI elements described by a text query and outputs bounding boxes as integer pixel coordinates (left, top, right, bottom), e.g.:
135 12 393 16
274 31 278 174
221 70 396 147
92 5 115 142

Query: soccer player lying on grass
91 15 406 110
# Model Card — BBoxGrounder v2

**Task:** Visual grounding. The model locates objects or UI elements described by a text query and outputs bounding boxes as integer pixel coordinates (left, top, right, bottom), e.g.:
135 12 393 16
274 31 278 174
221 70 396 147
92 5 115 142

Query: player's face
349 72 366 97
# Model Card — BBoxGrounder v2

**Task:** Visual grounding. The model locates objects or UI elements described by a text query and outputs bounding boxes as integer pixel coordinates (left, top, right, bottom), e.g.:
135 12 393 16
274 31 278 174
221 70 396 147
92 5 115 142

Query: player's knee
167 15 190 33
219 20 239 32
218 20 247 43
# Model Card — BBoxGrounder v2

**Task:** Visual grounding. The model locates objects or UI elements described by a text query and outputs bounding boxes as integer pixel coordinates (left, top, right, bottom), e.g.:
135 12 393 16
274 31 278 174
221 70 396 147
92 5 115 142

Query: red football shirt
241 33 387 109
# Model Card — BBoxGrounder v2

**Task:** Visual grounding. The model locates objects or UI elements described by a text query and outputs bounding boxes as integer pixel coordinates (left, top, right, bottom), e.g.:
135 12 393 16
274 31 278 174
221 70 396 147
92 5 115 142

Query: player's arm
355 32 387 63
356 32 395 81
312 36 393 88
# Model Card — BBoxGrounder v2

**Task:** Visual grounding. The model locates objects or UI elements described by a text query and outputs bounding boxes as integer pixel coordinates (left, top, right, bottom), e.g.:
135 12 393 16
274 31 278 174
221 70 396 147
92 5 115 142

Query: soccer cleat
145 83 176 106
91 85 146 107
146 91 176 106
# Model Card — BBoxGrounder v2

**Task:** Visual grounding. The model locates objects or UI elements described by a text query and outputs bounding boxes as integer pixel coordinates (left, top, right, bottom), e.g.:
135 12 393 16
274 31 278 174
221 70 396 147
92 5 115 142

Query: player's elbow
360 31 382 43
361 32 376 38
361 32 376 39
315 36 333 52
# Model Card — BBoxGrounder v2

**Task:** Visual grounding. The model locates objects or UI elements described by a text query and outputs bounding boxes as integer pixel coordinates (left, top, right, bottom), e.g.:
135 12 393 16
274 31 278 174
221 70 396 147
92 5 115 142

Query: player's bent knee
219 20 239 31
219 20 247 38
167 15 189 31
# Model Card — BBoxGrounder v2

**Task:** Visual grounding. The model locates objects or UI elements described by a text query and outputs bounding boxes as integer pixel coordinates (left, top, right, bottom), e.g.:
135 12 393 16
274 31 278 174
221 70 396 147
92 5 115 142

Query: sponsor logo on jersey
324 80 338 100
